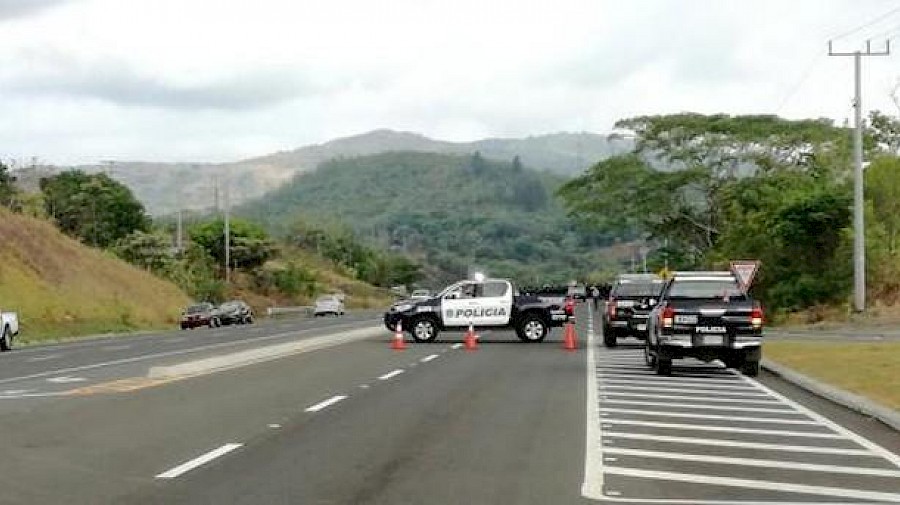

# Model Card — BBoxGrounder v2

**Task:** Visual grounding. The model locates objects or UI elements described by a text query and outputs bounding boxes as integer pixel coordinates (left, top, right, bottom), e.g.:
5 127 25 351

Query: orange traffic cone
464 322 479 351
391 321 407 350
563 322 578 351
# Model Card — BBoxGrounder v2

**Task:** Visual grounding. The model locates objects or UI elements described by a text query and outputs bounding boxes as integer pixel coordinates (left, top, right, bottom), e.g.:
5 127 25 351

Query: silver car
313 295 345 317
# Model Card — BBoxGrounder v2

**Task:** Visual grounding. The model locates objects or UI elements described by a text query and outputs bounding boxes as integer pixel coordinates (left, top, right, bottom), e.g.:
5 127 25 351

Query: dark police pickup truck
603 273 665 347
646 271 764 376
384 278 571 343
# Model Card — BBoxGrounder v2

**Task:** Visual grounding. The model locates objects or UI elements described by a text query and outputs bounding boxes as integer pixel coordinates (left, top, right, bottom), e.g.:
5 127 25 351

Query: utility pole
175 183 183 255
223 172 231 284
829 40 890 313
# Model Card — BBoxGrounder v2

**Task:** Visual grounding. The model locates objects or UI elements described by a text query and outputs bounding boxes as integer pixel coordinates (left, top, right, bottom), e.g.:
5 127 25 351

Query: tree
0 161 18 209
189 218 276 271
113 230 174 272
40 170 149 248
511 155 523 173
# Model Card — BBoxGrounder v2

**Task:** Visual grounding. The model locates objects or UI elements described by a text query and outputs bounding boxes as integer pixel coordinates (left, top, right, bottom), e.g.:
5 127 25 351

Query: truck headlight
393 304 413 313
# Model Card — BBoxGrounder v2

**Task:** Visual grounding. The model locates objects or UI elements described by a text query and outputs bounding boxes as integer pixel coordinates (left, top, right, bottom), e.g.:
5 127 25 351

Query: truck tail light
661 305 675 329
564 297 575 316
751 306 764 329
607 298 617 320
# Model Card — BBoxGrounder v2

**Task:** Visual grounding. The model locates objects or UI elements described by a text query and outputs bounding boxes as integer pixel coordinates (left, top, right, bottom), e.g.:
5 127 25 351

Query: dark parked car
603 273 665 346
180 302 220 329
217 300 254 325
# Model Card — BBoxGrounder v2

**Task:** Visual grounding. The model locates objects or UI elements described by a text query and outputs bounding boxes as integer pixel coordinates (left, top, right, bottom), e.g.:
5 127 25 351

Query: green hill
238 152 618 286
0 208 192 343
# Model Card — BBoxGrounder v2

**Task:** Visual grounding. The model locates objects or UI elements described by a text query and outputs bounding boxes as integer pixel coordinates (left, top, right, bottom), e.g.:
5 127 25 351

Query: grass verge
764 341 900 410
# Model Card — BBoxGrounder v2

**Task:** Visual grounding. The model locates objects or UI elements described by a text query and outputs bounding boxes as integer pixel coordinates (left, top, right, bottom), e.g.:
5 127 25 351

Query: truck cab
1 309 19 351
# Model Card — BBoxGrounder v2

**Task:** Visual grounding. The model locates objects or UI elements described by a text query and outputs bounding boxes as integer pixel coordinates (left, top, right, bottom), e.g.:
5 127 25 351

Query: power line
776 51 825 114
829 4 900 41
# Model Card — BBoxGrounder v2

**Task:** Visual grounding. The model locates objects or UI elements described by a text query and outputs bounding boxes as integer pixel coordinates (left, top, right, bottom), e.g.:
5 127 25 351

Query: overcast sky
2 0 900 165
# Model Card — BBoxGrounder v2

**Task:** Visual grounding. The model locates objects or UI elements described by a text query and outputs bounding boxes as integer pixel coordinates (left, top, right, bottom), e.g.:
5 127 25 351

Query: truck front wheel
410 316 439 343
516 314 547 343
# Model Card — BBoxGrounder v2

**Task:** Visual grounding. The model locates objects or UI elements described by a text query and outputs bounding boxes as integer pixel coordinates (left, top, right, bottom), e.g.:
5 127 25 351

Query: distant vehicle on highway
180 302 221 329
217 300 254 325
409 289 432 299
646 271 764 376
567 283 587 301
603 273 665 347
0 308 19 351
314 295 345 317
384 278 571 343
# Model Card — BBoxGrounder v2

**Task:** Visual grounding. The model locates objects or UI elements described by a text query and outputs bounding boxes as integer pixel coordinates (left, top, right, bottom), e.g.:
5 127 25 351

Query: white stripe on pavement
600 419 843 439
599 408 821 425
600 391 782 405
603 446 900 478
599 383 769 396
304 395 348 413
581 302 605 499
601 399 800 414
603 431 876 456
601 466 900 503
378 369 404 380
420 354 439 363
156 443 243 479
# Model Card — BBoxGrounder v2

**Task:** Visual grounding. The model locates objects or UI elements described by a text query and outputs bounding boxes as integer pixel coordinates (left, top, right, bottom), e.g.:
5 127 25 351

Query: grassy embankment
765 340 900 410
0 209 191 344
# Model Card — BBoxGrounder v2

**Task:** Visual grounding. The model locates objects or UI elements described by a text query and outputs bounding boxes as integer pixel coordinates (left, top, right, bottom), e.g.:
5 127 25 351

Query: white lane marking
738 371 900 468
601 419 843 439
378 369 404 380
604 431 875 456
597 373 742 383
582 307 605 499
599 407 821 425
420 354 439 363
155 443 243 479
451 343 463 349
0 389 32 395
600 391 782 405
601 466 900 503
268 424 281 429
599 383 769 396
598 378 761 392
46 376 86 384
603 447 900 478
101 345 131 351
26 354 62 362
0 391 70 399
358 384 370 389
0 322 377 386
304 395 348 413
601 399 800 414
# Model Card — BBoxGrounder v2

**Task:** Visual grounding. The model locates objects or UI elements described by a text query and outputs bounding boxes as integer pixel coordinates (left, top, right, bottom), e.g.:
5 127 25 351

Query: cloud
2 53 323 110
0 0 71 20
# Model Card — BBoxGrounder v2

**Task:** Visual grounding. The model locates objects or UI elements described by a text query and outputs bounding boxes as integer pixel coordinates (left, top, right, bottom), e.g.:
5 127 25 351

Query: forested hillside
238 152 619 285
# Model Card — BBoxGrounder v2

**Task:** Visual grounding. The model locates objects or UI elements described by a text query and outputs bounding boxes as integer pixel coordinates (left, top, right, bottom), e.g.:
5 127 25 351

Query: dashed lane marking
378 369 404 380
421 354 440 363
304 395 348 413
155 443 243 479
46 376 86 384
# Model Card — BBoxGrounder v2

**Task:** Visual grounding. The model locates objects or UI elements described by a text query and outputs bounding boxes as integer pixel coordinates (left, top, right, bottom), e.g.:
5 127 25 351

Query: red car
180 303 221 329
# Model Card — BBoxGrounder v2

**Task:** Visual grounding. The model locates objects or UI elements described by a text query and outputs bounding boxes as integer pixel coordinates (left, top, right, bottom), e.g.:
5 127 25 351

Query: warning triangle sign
730 260 760 291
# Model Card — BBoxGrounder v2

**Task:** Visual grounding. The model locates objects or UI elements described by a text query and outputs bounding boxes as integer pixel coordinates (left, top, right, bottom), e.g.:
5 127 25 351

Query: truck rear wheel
655 357 672 376
516 314 547 343
410 316 439 343
0 327 11 352
741 360 760 377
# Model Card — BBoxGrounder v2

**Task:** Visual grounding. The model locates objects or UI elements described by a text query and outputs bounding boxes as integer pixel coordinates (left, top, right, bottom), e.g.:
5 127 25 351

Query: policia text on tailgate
384 278 572 343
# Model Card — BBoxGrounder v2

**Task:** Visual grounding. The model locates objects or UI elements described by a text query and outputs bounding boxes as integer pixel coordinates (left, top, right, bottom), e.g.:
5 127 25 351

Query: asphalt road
0 304 897 504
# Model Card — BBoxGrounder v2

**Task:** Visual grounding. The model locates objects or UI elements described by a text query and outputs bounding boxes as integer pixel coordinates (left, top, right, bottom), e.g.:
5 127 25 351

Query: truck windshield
668 279 745 299
613 282 663 298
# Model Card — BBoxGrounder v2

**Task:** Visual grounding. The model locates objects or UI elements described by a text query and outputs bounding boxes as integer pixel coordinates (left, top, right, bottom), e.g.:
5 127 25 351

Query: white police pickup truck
1 309 19 351
384 278 571 343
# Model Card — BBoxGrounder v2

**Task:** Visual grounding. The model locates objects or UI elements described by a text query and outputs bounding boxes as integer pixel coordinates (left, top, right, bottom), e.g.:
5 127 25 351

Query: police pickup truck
603 273 664 347
384 278 571 343
646 271 764 376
